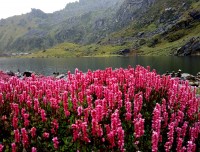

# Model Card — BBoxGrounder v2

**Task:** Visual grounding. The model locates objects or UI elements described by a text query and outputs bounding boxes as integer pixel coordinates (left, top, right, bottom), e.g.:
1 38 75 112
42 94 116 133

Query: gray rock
189 10 200 20
189 81 199 87
176 37 200 56
137 32 144 37
181 73 193 80
23 71 32 77
159 7 178 23
56 74 66 79
117 49 130 55
6 70 15 76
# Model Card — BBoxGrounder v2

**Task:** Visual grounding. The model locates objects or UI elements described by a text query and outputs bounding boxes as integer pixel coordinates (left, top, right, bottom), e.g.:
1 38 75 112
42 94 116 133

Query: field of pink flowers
0 66 199 152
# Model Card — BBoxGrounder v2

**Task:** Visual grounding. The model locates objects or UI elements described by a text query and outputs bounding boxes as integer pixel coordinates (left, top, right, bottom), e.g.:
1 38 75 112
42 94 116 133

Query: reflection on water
0 56 199 75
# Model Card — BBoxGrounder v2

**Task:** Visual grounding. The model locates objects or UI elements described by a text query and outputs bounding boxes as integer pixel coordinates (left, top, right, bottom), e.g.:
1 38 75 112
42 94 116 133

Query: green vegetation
25 43 126 58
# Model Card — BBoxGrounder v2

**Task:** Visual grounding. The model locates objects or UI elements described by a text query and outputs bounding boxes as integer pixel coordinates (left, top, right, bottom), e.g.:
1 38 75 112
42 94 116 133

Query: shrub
165 30 186 42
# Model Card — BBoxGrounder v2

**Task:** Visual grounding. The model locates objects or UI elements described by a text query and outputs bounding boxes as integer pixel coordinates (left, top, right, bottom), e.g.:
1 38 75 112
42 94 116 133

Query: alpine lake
0 56 199 76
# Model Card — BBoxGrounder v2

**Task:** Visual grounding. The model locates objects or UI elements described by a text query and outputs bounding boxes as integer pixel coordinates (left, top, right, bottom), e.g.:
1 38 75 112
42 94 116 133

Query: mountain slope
101 0 200 56
0 0 200 56
0 0 123 53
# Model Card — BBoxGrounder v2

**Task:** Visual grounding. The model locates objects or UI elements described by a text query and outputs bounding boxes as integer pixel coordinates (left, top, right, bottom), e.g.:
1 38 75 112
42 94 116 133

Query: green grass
24 42 126 58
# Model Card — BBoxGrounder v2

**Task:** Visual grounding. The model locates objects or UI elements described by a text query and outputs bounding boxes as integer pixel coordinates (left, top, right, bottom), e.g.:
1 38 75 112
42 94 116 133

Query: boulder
56 74 66 79
23 71 32 77
189 10 200 20
181 73 193 80
6 71 15 76
159 7 178 23
117 49 130 55
53 72 59 75
137 32 144 37
175 37 200 56
189 81 199 87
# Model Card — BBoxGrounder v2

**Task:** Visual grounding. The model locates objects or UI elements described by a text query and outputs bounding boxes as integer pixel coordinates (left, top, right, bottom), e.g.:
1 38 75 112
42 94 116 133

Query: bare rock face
189 10 200 20
116 0 156 27
175 37 200 56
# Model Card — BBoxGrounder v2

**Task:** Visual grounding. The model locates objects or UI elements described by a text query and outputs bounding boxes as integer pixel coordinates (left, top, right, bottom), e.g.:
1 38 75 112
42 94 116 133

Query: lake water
0 56 199 76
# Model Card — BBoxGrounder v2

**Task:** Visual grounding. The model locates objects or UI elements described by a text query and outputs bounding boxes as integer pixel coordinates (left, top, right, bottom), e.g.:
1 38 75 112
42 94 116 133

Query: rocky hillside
102 0 200 56
0 0 123 53
0 0 200 56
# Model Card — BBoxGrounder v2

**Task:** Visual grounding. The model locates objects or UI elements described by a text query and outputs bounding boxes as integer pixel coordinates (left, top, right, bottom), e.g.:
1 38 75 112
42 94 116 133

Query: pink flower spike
52 137 59 149
30 127 36 138
43 132 50 139
32 147 37 152
14 129 20 143
11 143 17 152
0 144 4 152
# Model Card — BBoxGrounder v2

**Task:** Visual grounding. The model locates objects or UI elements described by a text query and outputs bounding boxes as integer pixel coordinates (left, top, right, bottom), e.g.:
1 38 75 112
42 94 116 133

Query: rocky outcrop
159 7 179 23
116 0 156 27
29 9 48 19
189 10 200 20
175 37 200 56
116 49 131 55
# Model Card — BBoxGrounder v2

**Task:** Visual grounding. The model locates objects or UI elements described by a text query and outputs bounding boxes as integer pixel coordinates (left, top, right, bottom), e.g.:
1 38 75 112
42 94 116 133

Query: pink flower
31 147 37 152
34 99 40 112
176 138 183 152
77 106 83 116
30 127 36 138
0 93 3 102
1 115 7 121
43 132 50 139
81 122 90 143
24 119 30 127
14 129 20 143
52 137 59 149
96 105 103 122
152 131 159 152
40 109 47 122
71 123 79 141
107 131 115 148
0 144 4 152
151 103 161 152
12 116 18 129
11 143 16 152
21 128 29 148
164 122 175 152
51 119 59 134
125 100 132 121
117 127 125 151
134 93 143 118
187 141 196 152
134 113 145 139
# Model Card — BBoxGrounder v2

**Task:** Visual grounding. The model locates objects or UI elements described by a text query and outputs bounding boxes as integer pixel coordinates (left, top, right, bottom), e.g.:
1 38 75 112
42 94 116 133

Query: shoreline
2 69 200 88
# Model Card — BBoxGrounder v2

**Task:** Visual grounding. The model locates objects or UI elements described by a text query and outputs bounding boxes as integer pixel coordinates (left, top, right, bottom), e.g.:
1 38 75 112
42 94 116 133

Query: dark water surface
0 56 199 75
